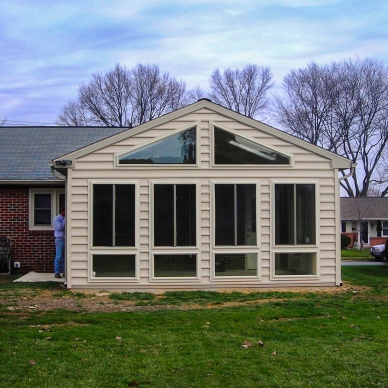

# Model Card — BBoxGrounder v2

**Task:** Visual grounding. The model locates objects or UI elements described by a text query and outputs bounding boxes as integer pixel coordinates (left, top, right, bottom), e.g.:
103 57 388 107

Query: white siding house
51 100 354 291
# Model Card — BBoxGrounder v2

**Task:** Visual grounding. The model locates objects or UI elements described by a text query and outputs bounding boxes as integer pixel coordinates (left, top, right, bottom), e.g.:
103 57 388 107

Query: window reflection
119 127 196 164
214 127 290 165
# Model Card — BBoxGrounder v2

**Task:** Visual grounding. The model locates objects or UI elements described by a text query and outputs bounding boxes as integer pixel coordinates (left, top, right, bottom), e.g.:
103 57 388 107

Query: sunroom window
154 254 197 277
92 254 136 277
215 253 257 277
119 127 196 164
275 184 316 245
154 184 196 247
275 253 316 276
214 126 290 165
215 184 256 246
93 184 135 247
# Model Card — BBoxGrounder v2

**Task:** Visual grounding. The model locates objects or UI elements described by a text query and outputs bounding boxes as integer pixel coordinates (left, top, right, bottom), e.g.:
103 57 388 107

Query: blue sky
1 0 387 125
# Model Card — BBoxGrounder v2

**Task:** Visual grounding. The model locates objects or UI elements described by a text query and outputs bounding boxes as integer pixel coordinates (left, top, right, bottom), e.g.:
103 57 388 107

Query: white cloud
0 0 387 124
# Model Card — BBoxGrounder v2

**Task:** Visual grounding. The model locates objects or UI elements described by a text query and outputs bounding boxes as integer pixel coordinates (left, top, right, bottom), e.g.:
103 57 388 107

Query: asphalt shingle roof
0 126 128 182
341 197 388 220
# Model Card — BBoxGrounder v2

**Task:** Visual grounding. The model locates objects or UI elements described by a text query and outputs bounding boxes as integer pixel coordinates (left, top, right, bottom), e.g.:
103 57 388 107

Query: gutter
339 163 357 181
50 166 66 181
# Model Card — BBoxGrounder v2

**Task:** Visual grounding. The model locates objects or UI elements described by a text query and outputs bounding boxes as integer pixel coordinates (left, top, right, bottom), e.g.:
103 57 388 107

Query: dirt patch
0 281 368 313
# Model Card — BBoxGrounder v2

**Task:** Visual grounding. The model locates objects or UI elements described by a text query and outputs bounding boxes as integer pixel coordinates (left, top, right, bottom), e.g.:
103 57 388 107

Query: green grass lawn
341 248 374 260
1 266 388 387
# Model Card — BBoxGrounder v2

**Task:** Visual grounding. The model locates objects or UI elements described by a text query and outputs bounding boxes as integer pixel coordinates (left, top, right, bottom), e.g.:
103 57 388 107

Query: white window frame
149 180 200 282
29 188 65 230
210 122 293 170
88 180 140 282
270 179 320 281
114 122 200 169
382 220 388 237
210 180 261 281
150 252 200 282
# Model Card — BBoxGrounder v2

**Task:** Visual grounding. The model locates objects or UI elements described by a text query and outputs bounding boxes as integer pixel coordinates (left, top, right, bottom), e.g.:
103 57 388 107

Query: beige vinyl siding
65 111 341 290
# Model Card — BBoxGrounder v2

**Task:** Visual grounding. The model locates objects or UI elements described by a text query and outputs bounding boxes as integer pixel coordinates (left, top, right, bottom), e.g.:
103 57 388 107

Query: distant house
48 99 354 291
0 126 126 273
341 197 388 247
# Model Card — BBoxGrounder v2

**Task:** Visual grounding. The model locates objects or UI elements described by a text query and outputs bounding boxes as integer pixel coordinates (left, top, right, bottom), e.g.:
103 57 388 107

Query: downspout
336 163 356 286
50 164 67 287
339 163 357 181
50 165 67 181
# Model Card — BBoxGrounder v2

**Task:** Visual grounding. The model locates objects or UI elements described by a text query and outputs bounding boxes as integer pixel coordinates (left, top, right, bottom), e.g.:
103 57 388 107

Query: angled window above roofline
210 122 293 169
115 122 200 169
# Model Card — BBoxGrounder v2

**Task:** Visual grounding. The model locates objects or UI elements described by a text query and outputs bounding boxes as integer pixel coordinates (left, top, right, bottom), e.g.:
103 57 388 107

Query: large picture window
153 184 196 247
93 184 135 247
275 184 316 245
215 184 256 246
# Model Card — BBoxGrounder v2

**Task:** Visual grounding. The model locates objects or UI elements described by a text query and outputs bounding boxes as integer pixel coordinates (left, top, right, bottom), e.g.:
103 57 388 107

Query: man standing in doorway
54 206 66 278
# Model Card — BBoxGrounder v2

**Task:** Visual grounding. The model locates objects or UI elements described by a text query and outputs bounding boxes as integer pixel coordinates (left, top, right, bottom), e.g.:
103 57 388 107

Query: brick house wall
0 186 55 273
370 237 388 246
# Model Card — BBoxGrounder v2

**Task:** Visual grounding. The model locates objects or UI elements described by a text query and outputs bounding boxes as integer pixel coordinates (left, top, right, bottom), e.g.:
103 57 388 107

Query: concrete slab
14 271 65 283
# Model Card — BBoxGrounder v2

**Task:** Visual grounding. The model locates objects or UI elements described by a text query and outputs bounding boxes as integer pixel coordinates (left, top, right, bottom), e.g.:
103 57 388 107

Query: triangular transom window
214 126 290 165
119 127 196 165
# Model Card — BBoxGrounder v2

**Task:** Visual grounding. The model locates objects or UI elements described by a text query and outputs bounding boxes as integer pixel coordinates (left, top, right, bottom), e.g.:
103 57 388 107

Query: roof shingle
0 126 128 182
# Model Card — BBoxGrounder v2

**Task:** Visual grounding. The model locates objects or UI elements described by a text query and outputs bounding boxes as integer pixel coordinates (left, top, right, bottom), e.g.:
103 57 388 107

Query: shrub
341 234 351 249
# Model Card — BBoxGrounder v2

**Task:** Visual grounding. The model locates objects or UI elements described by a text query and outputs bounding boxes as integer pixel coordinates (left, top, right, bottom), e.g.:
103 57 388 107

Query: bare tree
209 64 273 119
57 101 90 126
273 62 337 147
57 64 190 127
185 86 206 104
273 58 388 197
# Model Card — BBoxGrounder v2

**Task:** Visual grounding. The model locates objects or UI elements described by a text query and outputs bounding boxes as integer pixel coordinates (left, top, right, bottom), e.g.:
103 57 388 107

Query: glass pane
154 185 174 246
154 254 196 277
176 184 196 246
93 255 135 277
34 194 51 225
115 185 135 246
35 209 52 225
215 254 257 277
59 194 65 209
236 184 256 246
35 193 51 208
275 253 316 275
383 221 388 236
296 184 316 244
214 127 290 165
119 127 196 164
215 184 235 245
93 185 113 246
275 184 294 245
